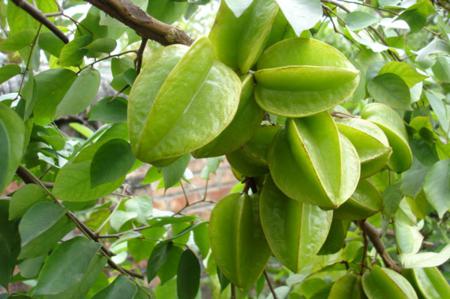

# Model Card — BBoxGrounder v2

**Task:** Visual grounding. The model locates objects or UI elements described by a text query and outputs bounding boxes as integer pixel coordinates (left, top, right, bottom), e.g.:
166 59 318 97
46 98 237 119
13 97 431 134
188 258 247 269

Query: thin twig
95 197 123 234
14 24 41 101
180 181 189 207
15 166 143 279
337 0 398 14
78 50 138 73
45 12 93 35
11 0 68 43
264 271 278 299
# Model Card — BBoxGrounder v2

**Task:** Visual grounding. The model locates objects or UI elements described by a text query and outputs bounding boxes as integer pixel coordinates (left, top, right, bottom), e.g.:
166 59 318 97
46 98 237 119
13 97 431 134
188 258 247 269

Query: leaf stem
264 270 278 299
15 166 144 279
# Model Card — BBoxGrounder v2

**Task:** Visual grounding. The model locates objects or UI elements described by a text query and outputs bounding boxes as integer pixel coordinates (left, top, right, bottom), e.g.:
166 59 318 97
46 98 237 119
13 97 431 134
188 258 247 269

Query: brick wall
127 159 237 219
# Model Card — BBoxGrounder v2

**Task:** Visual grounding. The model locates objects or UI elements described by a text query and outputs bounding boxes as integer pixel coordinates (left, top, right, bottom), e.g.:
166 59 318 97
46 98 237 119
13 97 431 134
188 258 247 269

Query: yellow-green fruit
334 179 383 220
259 177 332 273
127 37 241 164
337 118 392 178
318 216 350 255
329 273 365 299
226 125 279 177
209 0 279 73
269 112 360 209
192 75 263 158
403 267 450 299
361 103 412 172
209 193 270 289
255 38 360 117
362 266 418 299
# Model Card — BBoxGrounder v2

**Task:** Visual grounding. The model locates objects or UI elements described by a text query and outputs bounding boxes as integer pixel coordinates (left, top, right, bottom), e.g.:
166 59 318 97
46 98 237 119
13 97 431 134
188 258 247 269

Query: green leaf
6 2 38 34
32 68 77 125
54 160 125 202
0 64 21 84
89 97 128 123
38 31 65 57
19 256 45 279
18 201 75 259
401 159 429 197
147 0 188 24
56 68 100 118
90 139 135 187
177 249 200 299
394 200 423 254
193 222 209 258
162 154 190 189
200 157 221 180
423 159 450 219
400 244 450 268
344 11 379 31
432 56 450 83
426 91 450 137
34 237 106 299
399 0 434 32
124 196 152 224
379 62 427 88
224 0 253 17
92 276 141 299
59 35 92 67
383 182 403 216
147 241 172 281
158 245 183 284
275 0 322 36
0 30 35 51
0 200 20 288
9 184 49 220
368 73 411 110
69 123 94 138
84 37 117 54
0 105 25 193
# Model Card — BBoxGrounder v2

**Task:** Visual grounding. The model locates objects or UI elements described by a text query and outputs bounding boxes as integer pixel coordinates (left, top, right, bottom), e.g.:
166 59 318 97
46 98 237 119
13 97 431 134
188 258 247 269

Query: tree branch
359 221 402 273
11 0 68 43
15 166 144 279
135 38 147 74
84 0 193 46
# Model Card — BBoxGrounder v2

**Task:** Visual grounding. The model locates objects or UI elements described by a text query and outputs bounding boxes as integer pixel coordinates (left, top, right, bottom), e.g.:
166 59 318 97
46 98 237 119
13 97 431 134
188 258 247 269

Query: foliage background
0 0 449 298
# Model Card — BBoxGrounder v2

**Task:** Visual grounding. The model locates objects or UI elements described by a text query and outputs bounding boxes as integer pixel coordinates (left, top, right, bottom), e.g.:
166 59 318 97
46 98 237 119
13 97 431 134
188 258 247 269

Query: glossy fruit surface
361 103 412 172
128 37 240 164
259 177 332 272
329 273 365 299
269 112 360 209
193 75 263 158
362 266 418 299
255 38 359 117
403 267 450 299
226 125 279 177
209 193 270 289
334 179 383 220
209 0 278 73
337 118 391 178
